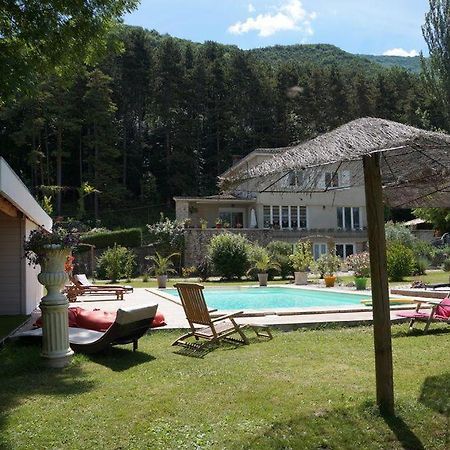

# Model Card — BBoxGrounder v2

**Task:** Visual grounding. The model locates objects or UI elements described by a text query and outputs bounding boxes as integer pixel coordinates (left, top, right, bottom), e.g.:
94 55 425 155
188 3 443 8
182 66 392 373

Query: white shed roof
0 157 52 230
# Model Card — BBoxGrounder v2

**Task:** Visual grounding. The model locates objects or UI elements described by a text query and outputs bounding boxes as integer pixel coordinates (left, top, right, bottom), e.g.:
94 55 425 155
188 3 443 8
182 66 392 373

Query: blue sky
124 0 429 56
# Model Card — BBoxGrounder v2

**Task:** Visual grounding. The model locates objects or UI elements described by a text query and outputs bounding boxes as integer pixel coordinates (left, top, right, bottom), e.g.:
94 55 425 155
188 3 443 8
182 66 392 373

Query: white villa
175 147 368 262
0 157 52 315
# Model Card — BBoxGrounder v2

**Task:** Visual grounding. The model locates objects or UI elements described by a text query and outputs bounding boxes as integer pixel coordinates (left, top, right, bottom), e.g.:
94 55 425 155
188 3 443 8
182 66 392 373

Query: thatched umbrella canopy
220 117 450 416
220 117 450 207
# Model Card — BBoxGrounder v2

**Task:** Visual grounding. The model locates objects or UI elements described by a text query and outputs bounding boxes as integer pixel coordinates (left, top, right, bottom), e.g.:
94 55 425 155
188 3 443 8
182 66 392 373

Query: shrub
412 258 429 276
314 252 342 277
146 214 185 254
81 228 142 249
289 241 314 272
346 252 370 278
208 233 250 279
97 245 136 282
385 221 415 247
248 245 280 275
443 258 450 272
386 242 415 281
182 266 197 278
266 241 294 279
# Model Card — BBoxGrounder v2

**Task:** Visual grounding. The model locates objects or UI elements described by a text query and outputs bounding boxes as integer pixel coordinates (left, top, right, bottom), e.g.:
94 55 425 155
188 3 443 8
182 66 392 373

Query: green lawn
0 315 28 341
97 269 450 289
1 325 449 449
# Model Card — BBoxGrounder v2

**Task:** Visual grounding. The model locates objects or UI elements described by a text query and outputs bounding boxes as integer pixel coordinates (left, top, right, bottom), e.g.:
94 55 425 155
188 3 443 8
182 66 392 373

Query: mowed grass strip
0 324 449 449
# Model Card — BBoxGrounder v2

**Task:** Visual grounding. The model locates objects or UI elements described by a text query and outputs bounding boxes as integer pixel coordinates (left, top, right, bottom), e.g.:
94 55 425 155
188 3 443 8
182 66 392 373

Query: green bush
443 258 450 272
266 241 294 279
386 242 415 281
97 245 136 282
413 257 429 276
81 228 142 249
385 221 415 247
208 233 250 279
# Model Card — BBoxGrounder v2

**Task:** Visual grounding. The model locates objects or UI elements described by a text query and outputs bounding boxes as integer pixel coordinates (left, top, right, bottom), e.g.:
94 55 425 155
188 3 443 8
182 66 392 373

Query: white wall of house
24 218 44 313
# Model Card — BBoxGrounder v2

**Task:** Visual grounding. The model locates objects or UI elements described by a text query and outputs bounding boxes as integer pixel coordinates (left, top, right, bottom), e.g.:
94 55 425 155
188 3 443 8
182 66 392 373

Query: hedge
80 228 143 249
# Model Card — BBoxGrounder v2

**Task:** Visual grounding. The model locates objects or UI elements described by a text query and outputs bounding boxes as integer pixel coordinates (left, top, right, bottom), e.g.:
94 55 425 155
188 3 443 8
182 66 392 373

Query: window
325 172 339 188
336 243 355 259
219 211 244 228
337 207 361 230
313 243 328 260
263 206 271 228
263 206 307 229
287 170 304 187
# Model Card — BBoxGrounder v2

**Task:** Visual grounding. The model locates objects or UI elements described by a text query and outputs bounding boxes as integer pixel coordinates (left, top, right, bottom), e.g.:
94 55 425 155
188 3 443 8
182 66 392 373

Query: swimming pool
166 287 371 310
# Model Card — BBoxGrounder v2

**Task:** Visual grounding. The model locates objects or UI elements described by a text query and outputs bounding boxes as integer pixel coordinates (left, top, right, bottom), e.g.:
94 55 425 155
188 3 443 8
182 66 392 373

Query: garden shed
0 157 52 315
221 117 450 414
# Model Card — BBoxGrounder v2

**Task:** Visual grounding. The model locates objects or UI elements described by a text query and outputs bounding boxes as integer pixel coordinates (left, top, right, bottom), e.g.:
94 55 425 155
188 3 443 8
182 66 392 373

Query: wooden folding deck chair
172 283 272 349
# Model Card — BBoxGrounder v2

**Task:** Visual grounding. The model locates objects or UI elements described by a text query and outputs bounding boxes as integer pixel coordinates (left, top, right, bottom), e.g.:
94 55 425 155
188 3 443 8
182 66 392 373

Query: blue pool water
166 287 371 310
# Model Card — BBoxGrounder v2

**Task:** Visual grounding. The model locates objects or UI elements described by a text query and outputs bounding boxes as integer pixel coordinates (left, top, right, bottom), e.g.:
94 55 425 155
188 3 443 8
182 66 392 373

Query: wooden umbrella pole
363 153 394 415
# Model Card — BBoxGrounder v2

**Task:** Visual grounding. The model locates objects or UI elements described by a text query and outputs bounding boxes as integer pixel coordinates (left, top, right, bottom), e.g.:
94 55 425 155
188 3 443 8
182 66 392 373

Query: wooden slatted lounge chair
15 304 158 353
172 283 272 349
65 274 132 302
397 296 450 333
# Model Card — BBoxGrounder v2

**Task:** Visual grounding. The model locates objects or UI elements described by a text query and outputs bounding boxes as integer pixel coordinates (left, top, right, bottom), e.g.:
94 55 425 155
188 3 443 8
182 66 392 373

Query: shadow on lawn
392 325 450 339
238 401 428 450
87 347 155 371
0 342 96 450
419 372 450 448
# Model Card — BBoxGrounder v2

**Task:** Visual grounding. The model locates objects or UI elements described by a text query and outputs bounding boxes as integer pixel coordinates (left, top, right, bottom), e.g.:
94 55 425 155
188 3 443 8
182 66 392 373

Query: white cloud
248 3 255 12
383 48 419 57
228 0 316 38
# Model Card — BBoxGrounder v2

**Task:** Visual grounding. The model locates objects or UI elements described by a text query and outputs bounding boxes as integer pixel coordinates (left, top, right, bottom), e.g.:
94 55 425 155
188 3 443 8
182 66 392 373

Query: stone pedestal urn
38 245 74 368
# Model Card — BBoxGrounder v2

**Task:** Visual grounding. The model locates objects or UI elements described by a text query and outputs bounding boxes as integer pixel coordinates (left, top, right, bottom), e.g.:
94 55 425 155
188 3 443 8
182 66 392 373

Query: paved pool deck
16 285 430 333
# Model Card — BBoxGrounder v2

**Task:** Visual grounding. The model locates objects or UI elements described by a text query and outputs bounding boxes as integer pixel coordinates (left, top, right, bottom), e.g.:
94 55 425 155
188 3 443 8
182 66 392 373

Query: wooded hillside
0 26 443 228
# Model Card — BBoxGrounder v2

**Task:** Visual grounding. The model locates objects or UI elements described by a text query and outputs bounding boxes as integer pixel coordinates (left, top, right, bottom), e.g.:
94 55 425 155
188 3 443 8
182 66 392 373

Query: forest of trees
0 25 447 228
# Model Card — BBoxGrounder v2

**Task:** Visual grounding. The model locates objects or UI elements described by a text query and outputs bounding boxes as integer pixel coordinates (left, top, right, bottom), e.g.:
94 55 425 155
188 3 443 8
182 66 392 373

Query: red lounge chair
397 296 450 333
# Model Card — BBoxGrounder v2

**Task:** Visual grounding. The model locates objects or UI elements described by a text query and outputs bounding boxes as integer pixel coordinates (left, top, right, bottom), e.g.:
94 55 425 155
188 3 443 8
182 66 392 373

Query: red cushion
152 312 166 328
35 307 82 328
35 307 165 331
76 309 117 332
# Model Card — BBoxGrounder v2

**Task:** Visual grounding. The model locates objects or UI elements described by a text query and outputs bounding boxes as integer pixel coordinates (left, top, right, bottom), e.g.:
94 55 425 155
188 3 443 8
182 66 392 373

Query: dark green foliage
266 241 294 279
443 258 450 271
81 228 142 249
0 25 439 229
208 233 250 279
0 0 139 101
387 242 415 281
96 244 136 281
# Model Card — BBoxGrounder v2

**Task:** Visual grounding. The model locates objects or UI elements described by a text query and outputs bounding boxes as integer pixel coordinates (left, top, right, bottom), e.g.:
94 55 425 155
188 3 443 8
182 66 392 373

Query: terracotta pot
258 273 268 286
355 277 368 290
157 275 168 288
294 271 308 285
324 275 336 287
216 224 222 229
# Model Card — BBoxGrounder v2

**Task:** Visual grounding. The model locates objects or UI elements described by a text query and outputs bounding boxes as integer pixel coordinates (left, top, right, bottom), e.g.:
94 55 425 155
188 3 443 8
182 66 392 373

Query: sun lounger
172 283 272 349
15 304 158 353
396 296 450 333
65 274 133 302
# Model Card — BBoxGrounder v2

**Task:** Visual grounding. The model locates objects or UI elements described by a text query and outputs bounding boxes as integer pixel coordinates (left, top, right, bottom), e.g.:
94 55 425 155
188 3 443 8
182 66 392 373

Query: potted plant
200 218 208 230
289 241 313 285
315 252 342 287
247 246 280 286
346 252 370 290
147 252 179 288
223 221 230 229
24 224 79 367
215 218 223 229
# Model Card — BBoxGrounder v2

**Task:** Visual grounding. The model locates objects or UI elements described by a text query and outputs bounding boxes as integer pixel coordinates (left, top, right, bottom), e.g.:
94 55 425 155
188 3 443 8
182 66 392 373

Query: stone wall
183 228 368 267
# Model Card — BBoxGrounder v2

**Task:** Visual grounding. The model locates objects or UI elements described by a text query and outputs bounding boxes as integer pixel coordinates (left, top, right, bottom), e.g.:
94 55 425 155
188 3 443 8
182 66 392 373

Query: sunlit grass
1 324 449 449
